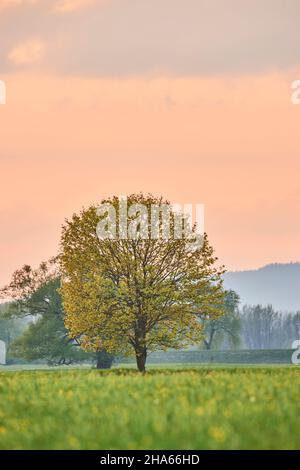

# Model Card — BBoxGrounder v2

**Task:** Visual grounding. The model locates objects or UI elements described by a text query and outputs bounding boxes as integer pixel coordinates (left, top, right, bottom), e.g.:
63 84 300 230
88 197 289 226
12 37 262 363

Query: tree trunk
135 315 147 372
204 328 215 350
135 347 147 373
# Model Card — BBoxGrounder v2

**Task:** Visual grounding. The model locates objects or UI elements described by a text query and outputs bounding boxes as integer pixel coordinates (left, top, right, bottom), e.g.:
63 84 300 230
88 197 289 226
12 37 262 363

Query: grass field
0 366 299 450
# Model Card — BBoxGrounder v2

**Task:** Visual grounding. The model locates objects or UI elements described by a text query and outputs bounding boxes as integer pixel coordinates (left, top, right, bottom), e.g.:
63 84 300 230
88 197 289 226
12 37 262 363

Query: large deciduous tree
60 194 225 372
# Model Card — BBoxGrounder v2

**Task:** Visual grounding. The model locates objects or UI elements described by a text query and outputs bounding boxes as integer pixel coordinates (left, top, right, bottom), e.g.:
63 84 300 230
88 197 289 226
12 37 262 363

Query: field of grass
0 366 299 450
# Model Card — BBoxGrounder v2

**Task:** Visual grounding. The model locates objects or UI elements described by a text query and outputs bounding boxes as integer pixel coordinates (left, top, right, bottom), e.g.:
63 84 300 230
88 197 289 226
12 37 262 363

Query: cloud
57 0 300 77
0 0 99 14
1 0 300 76
53 0 98 14
0 0 38 10
8 39 46 65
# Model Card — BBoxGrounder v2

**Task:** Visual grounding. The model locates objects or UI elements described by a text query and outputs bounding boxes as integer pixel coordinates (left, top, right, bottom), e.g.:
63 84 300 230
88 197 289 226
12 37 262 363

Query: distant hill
223 263 300 312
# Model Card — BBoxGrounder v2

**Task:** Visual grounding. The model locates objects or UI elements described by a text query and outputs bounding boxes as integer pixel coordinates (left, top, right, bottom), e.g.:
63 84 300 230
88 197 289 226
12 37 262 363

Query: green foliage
95 350 115 369
0 259 58 316
11 313 88 365
0 367 299 449
1 262 91 366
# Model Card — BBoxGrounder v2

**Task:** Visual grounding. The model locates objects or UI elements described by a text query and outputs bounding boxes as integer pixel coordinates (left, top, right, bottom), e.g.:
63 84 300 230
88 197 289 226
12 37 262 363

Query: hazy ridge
223 263 300 312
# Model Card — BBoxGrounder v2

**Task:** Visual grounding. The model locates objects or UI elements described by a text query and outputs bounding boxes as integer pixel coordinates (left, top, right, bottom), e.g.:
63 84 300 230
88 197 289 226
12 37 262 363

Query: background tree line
201 301 300 350
1 267 299 367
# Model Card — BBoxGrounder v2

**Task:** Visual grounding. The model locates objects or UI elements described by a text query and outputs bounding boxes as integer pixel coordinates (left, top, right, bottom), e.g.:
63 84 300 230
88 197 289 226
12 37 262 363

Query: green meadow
0 366 299 450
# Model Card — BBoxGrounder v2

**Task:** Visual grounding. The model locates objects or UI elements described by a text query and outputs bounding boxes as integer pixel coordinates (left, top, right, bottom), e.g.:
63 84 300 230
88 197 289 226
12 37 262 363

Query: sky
0 0 300 286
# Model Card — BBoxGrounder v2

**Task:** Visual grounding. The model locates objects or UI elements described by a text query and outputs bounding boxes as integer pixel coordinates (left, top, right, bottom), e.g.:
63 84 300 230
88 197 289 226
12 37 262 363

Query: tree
60 193 225 372
240 305 300 349
1 260 113 367
198 290 240 350
95 350 115 369
240 304 279 349
0 259 59 317
11 311 88 365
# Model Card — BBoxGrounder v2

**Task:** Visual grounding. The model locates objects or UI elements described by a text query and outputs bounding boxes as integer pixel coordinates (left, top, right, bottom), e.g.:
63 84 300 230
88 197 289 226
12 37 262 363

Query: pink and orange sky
0 0 300 286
